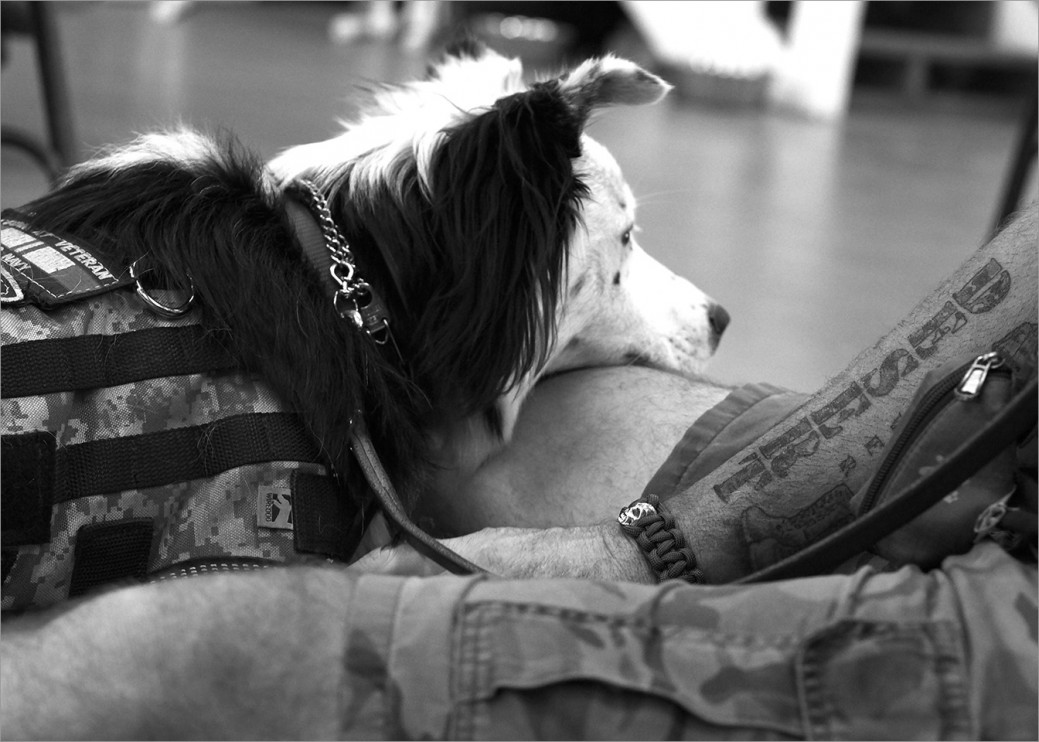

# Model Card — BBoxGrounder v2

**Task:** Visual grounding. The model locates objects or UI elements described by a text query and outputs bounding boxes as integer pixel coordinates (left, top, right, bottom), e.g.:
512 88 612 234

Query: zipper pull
955 351 1004 400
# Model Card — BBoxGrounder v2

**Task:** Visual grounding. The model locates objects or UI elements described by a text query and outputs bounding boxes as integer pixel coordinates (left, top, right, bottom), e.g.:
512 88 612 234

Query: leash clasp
292 179 399 351
352 283 391 344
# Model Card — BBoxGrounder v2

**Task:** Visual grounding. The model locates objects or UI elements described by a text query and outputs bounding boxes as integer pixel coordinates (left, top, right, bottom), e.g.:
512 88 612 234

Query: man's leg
5 543 1034 739
412 543 1034 741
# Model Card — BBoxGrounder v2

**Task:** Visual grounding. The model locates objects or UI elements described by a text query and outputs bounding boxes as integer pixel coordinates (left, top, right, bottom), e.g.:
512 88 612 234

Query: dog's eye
621 229 632 246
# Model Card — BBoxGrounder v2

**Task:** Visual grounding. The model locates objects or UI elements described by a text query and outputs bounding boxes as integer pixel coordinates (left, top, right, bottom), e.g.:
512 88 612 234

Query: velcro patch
69 520 153 598
291 471 360 561
257 486 294 530
1 211 132 307
0 263 24 304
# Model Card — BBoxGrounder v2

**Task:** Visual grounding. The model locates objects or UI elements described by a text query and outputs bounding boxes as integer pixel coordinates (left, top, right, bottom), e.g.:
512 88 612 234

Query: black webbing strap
292 471 364 562
54 412 323 501
68 520 153 598
736 377 1038 584
1 325 237 398
1 551 16 584
1 431 56 546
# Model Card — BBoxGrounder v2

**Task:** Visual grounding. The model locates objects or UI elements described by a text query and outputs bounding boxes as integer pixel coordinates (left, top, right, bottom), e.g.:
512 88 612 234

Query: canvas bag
739 349 1038 584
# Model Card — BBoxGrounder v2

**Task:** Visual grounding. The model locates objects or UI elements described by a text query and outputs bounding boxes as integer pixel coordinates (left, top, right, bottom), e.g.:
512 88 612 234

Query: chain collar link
287 179 400 355
291 179 372 331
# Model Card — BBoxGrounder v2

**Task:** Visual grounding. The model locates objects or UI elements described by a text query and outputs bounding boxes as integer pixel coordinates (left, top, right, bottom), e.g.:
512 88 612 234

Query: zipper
858 351 1008 514
954 351 1004 400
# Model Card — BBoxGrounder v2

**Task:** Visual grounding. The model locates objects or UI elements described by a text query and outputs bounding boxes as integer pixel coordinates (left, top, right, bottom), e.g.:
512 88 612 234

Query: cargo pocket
451 601 805 740
797 619 971 740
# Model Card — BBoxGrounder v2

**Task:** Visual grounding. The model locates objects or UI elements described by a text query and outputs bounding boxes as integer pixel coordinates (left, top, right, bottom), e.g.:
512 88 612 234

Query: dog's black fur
15 65 590 512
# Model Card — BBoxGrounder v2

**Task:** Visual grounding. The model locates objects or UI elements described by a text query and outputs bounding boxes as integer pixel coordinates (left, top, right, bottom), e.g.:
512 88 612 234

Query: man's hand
353 523 656 583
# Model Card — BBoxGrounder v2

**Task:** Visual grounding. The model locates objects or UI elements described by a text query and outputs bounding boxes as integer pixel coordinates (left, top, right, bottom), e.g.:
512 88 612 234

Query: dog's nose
708 303 730 337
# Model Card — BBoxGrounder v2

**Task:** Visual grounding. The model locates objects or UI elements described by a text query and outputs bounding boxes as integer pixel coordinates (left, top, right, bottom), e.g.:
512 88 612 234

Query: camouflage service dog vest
1 212 360 612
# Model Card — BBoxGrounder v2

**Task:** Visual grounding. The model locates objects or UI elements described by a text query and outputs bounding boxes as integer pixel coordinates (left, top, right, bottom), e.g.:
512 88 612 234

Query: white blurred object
623 0 866 119
623 1 782 78
329 1 441 51
989 0 1039 53
150 1 195 24
399 0 441 51
771 1 866 119
622 1 781 108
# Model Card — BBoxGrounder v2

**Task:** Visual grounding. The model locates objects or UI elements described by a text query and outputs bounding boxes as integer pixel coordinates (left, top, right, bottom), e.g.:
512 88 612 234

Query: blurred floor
2 2 1034 392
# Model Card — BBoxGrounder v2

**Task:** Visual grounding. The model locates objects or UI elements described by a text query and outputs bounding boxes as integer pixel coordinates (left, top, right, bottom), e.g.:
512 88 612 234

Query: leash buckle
292 179 400 350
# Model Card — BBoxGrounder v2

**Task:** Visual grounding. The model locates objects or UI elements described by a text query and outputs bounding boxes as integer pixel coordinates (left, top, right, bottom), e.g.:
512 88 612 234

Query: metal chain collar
293 178 382 336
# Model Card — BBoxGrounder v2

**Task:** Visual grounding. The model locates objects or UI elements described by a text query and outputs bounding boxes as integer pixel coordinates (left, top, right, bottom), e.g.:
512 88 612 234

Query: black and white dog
14 41 727 532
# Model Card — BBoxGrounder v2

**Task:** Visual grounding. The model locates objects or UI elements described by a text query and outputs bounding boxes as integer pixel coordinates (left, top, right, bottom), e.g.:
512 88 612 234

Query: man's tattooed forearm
740 483 855 568
908 301 967 359
712 258 1023 502
860 348 918 397
952 258 1011 313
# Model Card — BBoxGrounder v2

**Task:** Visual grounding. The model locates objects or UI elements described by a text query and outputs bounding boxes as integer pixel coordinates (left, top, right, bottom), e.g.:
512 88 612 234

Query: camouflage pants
339 542 1036 740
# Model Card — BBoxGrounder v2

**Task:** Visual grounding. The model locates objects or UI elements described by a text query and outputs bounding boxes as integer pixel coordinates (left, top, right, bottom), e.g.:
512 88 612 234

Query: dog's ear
553 56 671 126
412 84 588 418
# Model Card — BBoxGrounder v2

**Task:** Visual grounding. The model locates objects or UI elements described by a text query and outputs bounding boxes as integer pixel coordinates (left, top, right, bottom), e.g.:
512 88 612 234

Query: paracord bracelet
617 494 703 583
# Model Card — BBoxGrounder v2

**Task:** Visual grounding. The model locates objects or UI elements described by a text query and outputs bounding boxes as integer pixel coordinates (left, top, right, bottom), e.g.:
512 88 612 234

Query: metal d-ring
129 258 196 318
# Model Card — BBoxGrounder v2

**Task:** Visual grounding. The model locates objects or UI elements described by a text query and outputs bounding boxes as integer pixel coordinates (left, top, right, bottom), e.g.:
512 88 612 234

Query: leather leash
349 419 489 574
285 181 485 575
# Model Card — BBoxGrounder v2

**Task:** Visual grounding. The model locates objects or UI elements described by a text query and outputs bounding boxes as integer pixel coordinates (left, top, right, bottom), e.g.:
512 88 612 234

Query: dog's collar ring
129 258 196 319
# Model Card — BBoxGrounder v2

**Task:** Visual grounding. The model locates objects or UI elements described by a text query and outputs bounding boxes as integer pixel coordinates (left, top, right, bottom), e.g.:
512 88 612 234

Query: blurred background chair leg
992 89 1037 236
31 1 77 171
1 1 77 184
0 124 61 178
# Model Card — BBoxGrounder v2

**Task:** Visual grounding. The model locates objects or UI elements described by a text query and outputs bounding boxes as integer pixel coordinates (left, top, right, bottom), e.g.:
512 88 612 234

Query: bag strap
736 376 1038 584
350 419 489 575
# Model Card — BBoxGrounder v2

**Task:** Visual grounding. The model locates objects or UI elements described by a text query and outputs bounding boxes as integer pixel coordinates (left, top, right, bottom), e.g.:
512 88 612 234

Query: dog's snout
708 303 730 338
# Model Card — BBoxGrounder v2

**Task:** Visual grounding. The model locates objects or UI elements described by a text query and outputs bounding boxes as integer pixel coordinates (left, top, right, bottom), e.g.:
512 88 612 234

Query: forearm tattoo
705 257 1036 568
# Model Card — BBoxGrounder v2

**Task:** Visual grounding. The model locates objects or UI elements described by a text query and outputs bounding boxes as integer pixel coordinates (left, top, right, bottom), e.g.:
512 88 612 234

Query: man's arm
2 567 353 740
359 204 1038 582
679 205 1037 580
417 367 733 533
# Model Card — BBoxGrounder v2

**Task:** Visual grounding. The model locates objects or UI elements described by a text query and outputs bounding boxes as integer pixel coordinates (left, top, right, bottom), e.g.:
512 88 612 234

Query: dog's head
270 42 726 447
547 134 729 377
